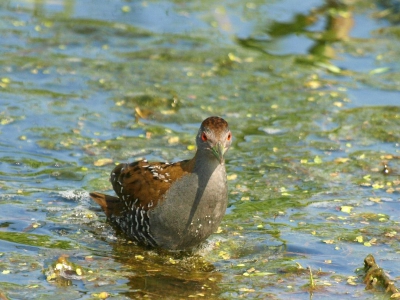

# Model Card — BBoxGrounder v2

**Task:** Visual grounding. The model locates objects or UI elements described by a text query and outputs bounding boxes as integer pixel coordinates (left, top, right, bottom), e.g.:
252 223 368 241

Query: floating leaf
391 292 400 298
219 251 230 260
314 156 322 164
340 206 353 213
239 288 255 292
369 197 381 203
385 231 397 237
227 174 237 181
363 174 371 181
369 67 390 75
121 5 131 12
354 236 363 243
228 53 242 63
93 158 113 167
372 183 384 189
323 239 335 244
168 136 179 144
347 276 357 285
335 157 350 163
316 62 342 73
304 80 321 89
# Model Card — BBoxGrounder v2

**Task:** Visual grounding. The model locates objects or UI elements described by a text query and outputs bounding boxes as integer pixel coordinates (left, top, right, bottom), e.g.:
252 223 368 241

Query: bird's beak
211 142 226 163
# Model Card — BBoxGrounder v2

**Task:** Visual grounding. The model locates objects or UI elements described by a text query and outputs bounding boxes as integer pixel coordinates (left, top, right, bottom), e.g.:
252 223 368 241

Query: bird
90 116 232 250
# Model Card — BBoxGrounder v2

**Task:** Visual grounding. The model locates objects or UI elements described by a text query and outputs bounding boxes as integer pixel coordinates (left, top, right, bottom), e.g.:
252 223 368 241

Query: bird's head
196 116 232 164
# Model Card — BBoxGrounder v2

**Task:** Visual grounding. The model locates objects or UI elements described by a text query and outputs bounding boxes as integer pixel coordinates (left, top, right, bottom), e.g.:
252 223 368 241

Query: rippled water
1 0 400 299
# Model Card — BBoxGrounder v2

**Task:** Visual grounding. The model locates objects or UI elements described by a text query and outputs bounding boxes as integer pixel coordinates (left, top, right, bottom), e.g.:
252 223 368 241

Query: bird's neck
192 150 223 177
179 149 224 180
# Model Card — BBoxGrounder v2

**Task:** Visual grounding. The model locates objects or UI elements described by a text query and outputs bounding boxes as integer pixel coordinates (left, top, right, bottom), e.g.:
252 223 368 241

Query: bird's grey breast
148 165 228 249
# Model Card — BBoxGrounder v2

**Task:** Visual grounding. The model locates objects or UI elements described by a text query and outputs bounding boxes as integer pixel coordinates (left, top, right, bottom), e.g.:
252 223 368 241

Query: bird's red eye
227 132 232 141
201 132 208 141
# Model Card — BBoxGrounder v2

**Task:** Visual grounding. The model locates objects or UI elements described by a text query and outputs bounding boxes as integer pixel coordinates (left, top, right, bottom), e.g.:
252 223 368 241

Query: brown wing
110 158 195 212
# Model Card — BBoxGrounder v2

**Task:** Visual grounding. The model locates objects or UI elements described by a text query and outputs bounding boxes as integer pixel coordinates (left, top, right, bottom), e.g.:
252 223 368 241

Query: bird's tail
89 192 123 218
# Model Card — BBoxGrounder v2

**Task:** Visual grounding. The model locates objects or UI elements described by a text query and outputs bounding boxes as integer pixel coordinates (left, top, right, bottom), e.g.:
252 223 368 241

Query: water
1 0 400 299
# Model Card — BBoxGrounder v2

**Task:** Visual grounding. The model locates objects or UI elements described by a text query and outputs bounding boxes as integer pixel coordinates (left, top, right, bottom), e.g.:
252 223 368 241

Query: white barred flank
111 199 158 247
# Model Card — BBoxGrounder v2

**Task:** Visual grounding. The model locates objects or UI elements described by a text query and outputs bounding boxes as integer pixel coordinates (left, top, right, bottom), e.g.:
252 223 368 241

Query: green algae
0 232 75 250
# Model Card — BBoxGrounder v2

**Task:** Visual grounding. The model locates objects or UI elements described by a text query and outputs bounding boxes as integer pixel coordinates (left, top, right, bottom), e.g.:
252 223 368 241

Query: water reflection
237 0 354 60
3 0 75 17
111 242 222 299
